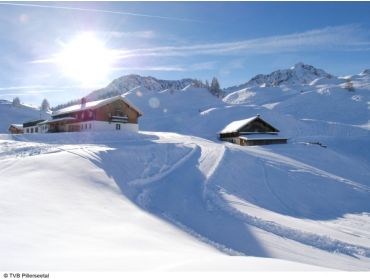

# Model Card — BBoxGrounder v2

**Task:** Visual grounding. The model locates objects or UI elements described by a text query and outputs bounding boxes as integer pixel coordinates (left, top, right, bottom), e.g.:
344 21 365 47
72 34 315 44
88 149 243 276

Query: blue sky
1 1 370 106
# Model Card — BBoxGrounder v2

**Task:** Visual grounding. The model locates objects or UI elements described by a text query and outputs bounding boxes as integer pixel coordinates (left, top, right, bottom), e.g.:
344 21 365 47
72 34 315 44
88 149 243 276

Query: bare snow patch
223 89 256 104
262 102 280 110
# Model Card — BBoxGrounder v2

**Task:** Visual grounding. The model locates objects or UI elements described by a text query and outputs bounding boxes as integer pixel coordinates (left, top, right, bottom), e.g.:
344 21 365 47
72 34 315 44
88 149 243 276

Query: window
116 124 121 130
80 124 83 130
26 128 29 133
35 127 38 133
89 111 93 118
81 112 85 119
85 124 87 129
89 123 92 129
31 128 34 133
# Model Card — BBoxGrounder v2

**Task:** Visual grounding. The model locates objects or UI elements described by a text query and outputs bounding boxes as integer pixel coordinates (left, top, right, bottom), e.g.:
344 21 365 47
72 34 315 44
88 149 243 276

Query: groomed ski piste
1 63 370 271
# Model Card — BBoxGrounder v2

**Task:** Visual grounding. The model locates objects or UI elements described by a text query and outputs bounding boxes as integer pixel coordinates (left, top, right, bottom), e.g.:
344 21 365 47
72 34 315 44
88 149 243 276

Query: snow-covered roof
52 95 143 117
219 116 259 134
44 117 76 124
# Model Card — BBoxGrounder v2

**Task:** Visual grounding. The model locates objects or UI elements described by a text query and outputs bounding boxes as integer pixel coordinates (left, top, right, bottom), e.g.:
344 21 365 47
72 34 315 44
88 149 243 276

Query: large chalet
10 95 143 134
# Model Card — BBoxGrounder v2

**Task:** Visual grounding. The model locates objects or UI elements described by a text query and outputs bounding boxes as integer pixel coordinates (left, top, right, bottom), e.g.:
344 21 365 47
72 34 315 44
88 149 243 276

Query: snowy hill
0 100 50 133
0 131 368 270
1 63 370 271
122 85 224 135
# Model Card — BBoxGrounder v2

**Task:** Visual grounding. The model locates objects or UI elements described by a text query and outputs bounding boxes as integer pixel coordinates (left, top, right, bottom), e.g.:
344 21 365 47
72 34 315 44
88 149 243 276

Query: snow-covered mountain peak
250 62 334 87
86 74 204 101
225 63 335 92
290 62 330 77
290 62 305 70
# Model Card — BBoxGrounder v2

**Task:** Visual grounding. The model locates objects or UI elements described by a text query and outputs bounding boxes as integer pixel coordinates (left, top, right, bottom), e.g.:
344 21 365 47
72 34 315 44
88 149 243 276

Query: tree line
12 97 51 111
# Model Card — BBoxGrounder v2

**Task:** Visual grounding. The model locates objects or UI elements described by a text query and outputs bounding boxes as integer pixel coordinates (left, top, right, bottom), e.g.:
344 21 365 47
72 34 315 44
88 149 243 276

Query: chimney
256 114 260 118
81 97 87 107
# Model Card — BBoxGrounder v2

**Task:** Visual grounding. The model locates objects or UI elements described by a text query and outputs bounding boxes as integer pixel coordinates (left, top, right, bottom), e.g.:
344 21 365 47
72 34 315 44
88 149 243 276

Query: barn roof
220 115 279 134
52 95 143 117
220 116 258 134
219 115 280 134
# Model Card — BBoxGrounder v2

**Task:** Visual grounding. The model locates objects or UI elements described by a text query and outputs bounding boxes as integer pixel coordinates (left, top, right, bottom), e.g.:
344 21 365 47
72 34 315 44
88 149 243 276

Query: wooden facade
53 99 140 124
8 124 23 134
95 99 140 124
239 137 288 146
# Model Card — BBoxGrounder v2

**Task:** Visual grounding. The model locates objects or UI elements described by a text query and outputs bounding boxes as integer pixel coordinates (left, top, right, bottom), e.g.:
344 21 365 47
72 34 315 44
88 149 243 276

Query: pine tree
12 97 21 107
210 77 223 98
205 80 210 89
41 98 50 111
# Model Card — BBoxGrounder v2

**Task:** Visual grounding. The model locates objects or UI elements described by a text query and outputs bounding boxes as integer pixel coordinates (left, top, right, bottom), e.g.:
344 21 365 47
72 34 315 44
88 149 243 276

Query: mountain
0 100 50 133
225 62 334 92
86 74 206 101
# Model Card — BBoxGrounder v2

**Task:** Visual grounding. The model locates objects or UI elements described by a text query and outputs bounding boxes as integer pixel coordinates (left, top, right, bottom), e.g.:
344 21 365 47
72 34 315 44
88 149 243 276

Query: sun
56 33 115 85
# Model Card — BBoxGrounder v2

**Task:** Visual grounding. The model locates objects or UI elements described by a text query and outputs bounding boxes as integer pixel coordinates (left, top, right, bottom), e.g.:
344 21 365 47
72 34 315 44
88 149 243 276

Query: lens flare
148 97 160 108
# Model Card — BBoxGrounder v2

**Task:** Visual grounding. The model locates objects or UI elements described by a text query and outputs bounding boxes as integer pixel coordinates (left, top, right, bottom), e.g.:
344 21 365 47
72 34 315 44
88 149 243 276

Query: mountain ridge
225 62 335 93
85 74 207 101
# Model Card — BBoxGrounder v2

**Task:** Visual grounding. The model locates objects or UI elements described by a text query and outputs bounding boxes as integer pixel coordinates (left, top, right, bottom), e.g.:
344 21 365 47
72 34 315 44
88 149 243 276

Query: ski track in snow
195 141 370 260
235 145 370 193
1 131 370 270
210 187 370 259
115 134 370 264
128 144 198 187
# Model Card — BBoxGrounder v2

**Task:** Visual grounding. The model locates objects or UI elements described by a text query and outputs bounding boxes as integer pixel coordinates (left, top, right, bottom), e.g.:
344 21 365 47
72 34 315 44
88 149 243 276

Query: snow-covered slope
1 62 370 271
0 100 50 133
122 85 224 135
0 132 334 271
1 131 368 270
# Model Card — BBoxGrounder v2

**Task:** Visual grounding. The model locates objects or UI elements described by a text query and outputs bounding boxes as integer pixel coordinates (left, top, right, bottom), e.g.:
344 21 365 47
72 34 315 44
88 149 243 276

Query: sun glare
57 33 114 85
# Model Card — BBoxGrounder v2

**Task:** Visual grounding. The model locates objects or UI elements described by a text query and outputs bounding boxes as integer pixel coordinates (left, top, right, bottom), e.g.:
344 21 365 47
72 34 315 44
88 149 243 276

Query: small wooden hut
219 115 287 146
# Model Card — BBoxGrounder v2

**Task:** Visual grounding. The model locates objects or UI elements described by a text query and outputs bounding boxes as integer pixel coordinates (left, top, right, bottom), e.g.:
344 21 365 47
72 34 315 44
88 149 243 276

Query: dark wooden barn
219 115 287 146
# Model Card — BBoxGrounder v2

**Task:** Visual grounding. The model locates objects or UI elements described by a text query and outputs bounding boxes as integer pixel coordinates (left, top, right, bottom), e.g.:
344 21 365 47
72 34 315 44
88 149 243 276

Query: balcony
110 115 129 123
